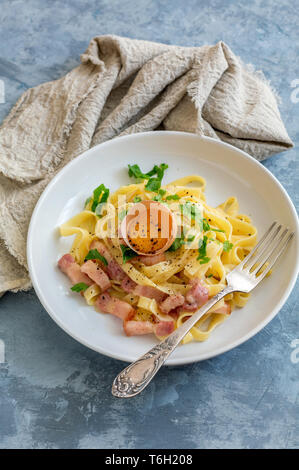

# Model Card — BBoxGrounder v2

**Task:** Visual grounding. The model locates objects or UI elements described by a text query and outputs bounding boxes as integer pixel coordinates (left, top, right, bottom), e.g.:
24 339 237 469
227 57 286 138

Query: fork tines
240 221 294 280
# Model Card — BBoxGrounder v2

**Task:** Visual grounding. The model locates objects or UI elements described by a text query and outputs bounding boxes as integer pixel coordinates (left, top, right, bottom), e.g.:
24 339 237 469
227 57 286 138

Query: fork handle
112 285 234 397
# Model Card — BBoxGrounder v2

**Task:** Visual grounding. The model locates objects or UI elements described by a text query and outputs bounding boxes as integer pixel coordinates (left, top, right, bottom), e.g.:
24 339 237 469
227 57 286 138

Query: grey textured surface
0 0 298 449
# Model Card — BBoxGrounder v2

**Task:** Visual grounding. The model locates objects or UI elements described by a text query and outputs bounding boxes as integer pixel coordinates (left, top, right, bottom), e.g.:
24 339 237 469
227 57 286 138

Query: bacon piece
159 294 185 314
107 259 127 281
121 276 167 303
90 241 167 301
124 320 155 336
81 260 111 292
124 318 175 337
137 253 166 266
135 285 167 302
179 278 209 312
90 240 126 281
169 309 180 320
58 254 93 286
121 276 137 293
95 292 135 320
154 320 175 337
185 278 209 305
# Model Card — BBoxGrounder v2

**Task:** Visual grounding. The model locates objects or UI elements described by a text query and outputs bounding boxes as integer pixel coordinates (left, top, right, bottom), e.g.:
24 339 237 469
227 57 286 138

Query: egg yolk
124 201 175 255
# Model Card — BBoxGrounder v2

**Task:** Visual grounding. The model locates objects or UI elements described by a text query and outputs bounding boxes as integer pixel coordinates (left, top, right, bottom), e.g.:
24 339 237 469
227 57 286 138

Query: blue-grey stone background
0 0 298 449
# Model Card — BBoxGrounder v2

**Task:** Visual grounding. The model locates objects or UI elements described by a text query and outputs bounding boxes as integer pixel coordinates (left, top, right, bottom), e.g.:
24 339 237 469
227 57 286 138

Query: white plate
27 132 299 365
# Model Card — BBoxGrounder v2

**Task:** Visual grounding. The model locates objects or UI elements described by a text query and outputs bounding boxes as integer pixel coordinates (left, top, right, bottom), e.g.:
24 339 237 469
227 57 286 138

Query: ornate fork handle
112 286 234 398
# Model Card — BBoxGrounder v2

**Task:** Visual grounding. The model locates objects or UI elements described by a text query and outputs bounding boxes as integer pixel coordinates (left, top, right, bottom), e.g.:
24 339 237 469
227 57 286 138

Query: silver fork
112 222 294 398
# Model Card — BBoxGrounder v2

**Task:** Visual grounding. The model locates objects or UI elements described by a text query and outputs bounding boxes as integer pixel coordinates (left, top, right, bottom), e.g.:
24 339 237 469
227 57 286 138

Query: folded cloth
0 35 293 294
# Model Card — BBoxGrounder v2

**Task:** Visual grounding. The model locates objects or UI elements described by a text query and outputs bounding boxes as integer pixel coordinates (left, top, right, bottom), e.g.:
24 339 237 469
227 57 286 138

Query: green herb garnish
223 241 233 252
91 184 105 211
197 235 208 262
71 282 89 292
145 164 168 192
128 164 156 180
145 178 161 192
168 238 184 251
152 189 166 201
166 194 180 201
91 183 110 213
207 273 213 278
120 244 138 263
168 231 186 252
128 163 168 193
100 187 109 203
85 249 108 266
187 235 195 243
133 196 142 203
153 163 168 179
202 218 210 231
211 228 225 233
199 256 210 264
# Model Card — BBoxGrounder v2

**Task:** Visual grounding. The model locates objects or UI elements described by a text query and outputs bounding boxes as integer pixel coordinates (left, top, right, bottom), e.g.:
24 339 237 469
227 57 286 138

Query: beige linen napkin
0 35 293 294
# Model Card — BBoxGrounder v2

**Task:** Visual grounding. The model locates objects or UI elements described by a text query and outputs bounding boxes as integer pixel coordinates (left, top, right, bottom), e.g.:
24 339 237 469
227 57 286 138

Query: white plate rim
27 131 299 365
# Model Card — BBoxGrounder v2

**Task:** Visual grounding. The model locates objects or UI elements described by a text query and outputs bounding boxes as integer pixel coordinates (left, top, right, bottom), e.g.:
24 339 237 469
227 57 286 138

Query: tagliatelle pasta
58 170 257 344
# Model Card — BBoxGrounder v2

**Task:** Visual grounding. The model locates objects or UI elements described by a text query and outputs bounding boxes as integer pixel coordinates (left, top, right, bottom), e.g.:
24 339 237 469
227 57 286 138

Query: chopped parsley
168 232 185 251
120 244 138 263
168 238 184 251
198 236 207 256
133 196 142 203
71 282 89 292
199 256 210 265
128 164 156 180
152 189 166 201
197 236 210 264
166 194 180 201
128 163 168 193
207 273 213 278
211 228 225 233
202 218 210 231
186 235 195 243
152 164 168 180
85 249 108 266
91 183 110 213
145 178 161 192
223 241 233 252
